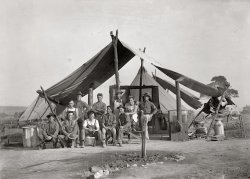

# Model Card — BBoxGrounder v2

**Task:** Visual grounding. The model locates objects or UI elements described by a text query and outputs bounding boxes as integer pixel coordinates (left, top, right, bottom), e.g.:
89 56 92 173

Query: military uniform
39 120 59 148
75 100 90 146
59 119 79 148
102 112 117 144
117 113 131 144
92 101 106 127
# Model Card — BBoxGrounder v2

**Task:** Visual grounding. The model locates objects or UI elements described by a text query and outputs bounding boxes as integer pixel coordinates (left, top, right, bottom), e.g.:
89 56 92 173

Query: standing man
117 106 131 147
113 90 124 119
38 113 59 149
59 111 79 148
102 106 117 147
92 93 106 127
75 91 90 148
139 93 157 140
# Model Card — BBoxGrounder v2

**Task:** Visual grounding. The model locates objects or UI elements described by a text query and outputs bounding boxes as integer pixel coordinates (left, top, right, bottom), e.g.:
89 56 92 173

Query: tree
210 75 239 98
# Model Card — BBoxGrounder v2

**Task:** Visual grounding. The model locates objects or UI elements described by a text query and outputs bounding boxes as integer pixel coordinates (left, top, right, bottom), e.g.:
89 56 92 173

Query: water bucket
22 125 38 148
85 136 96 146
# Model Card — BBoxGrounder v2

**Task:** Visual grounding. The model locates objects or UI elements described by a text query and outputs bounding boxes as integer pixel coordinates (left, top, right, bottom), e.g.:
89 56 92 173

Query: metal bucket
168 110 188 123
22 126 38 148
85 136 96 146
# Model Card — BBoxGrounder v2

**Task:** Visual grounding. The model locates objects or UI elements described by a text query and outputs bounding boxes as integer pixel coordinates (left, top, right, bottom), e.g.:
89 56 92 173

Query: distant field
0 106 26 115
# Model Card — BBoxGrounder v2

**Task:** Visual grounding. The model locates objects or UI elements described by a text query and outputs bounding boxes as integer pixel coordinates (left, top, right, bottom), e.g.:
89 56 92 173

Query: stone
82 171 93 177
94 170 103 179
90 166 103 173
157 161 164 164
103 170 109 176
131 164 137 167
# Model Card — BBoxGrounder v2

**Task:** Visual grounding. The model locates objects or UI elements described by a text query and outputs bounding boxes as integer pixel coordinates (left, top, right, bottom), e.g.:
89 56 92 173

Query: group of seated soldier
38 90 157 149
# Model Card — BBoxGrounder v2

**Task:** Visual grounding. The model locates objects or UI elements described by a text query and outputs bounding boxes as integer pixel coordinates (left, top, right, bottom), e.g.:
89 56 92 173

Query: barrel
22 126 38 148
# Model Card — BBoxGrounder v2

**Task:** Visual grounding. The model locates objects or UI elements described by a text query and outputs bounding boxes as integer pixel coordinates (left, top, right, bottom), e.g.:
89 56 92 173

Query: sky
0 0 250 109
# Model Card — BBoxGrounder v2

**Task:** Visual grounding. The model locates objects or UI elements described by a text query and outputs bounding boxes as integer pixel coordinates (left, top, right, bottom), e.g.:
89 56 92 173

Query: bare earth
0 138 250 179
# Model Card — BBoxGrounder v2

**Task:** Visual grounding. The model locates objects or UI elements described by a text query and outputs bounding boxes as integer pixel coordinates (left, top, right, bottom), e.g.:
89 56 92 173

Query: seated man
102 106 117 147
58 111 79 148
83 110 101 146
117 105 131 147
38 113 59 149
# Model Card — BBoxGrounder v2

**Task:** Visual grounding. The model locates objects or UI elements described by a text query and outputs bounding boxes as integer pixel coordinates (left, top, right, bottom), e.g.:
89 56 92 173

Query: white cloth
83 119 100 131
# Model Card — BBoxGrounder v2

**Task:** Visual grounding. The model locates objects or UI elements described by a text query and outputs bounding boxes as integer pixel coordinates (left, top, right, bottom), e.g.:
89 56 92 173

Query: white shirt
83 119 100 131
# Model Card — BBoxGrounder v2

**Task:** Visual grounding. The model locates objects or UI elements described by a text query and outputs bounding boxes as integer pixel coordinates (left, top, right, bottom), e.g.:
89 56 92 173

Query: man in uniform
38 113 59 149
102 106 117 147
59 111 79 148
75 91 90 148
117 105 131 147
92 93 106 127
139 93 157 140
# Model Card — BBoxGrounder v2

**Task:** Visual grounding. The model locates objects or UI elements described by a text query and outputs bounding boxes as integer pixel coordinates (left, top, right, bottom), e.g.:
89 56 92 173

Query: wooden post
40 86 63 129
207 84 230 137
139 48 146 102
176 81 182 123
141 111 146 158
88 84 93 108
110 30 120 92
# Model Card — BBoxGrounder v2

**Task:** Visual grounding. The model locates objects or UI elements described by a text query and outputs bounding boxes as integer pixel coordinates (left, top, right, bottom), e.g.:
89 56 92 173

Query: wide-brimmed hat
115 90 123 95
46 112 56 118
117 105 125 110
77 91 83 96
128 95 134 99
143 92 151 98
87 109 96 116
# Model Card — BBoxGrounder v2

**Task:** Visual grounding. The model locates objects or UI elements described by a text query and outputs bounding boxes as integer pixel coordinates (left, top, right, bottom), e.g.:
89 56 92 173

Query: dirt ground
0 138 250 179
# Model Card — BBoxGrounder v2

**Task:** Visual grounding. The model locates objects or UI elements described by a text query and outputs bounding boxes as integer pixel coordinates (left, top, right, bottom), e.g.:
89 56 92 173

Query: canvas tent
130 66 187 113
154 76 202 109
19 37 202 122
19 39 135 122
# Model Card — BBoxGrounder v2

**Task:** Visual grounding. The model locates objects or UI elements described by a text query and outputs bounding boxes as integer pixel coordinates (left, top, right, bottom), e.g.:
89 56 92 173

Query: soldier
59 111 79 148
75 91 90 148
102 106 117 148
92 93 106 127
139 93 157 140
117 105 131 147
38 113 59 149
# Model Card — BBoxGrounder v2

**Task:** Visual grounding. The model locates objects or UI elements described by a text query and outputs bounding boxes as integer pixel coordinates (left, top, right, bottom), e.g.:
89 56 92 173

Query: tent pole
110 30 120 91
139 47 146 102
138 47 146 158
175 80 182 138
40 86 63 129
88 84 93 108
26 96 40 122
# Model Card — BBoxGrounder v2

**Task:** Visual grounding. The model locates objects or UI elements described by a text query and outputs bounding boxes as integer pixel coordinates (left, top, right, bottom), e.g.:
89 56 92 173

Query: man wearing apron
83 110 101 146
